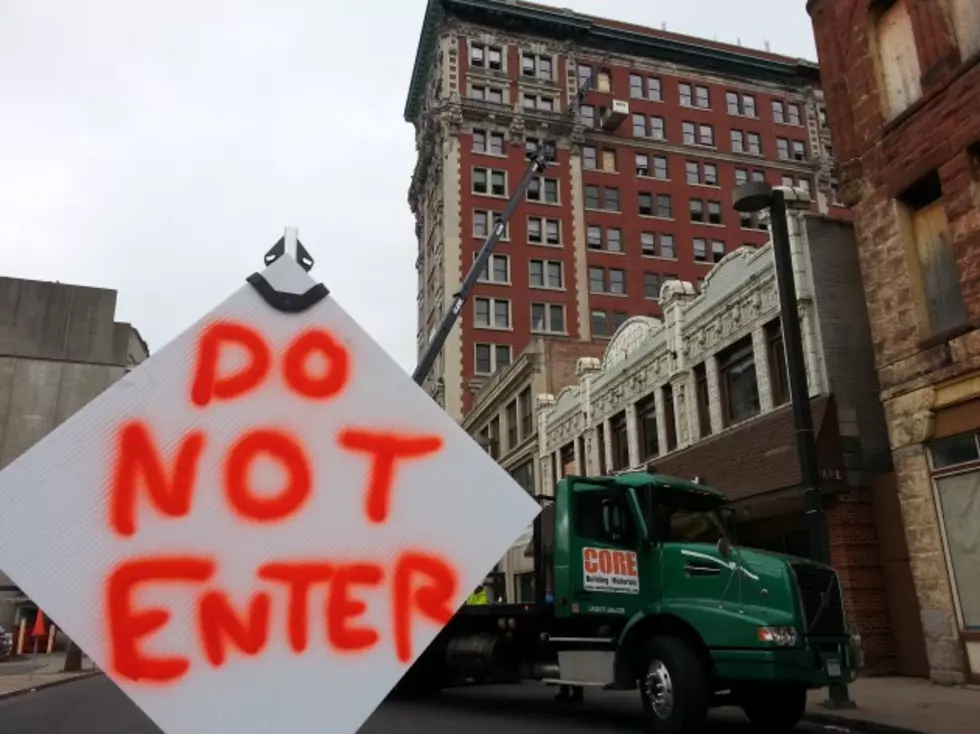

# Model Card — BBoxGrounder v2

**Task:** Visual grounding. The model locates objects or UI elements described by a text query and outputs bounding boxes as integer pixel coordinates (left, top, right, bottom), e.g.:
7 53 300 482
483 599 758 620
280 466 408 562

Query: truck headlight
757 626 799 647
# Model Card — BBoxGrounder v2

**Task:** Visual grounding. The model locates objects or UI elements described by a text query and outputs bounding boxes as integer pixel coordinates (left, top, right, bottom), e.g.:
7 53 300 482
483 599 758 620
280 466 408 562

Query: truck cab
402 470 861 734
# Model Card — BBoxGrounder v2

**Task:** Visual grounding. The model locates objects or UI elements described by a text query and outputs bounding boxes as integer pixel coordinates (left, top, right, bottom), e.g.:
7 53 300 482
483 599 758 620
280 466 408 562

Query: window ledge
918 320 979 351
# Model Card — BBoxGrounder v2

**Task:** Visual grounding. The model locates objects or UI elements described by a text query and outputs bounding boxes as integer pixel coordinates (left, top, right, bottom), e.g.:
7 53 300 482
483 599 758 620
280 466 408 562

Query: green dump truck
399 470 862 733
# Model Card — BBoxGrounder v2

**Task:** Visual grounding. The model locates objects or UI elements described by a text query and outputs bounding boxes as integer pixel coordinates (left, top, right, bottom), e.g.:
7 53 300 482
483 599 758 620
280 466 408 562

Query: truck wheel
639 636 709 734
739 683 807 732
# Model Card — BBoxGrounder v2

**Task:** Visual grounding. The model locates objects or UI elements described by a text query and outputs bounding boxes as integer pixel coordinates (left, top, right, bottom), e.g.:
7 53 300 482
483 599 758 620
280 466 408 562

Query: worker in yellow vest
466 584 489 605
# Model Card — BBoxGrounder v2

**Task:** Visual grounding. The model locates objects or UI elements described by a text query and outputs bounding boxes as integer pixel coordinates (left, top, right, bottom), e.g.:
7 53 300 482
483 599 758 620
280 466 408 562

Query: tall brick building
808 0 980 683
406 0 846 422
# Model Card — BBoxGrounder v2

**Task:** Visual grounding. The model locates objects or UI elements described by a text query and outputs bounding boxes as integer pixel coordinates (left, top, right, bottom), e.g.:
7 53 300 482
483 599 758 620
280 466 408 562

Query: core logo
582 547 639 595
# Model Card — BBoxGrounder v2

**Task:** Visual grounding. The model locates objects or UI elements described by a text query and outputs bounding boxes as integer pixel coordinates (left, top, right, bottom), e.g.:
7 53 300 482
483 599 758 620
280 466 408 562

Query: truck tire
739 683 807 732
638 636 709 734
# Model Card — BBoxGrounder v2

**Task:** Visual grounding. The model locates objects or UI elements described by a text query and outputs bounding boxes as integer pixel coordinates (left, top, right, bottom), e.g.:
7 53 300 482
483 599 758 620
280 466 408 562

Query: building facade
405 0 846 422
534 213 922 675
808 0 980 683
0 277 148 634
462 337 605 602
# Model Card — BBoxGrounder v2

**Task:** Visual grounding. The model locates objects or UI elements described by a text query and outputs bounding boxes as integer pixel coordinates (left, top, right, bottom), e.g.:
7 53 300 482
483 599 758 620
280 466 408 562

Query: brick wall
807 1 980 390
808 0 980 683
827 488 896 674
542 340 605 395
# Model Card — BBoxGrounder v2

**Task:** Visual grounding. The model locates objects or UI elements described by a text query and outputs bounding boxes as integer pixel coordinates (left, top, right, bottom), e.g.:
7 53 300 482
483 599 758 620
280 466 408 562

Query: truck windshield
636 485 731 545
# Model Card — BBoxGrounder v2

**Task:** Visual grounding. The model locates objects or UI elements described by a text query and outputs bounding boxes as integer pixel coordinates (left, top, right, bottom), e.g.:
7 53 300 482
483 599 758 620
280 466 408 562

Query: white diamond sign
0 253 540 734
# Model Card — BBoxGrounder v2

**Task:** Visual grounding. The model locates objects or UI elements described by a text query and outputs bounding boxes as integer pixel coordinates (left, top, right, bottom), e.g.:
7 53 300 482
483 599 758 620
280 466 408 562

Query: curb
0 671 102 702
805 711 926 734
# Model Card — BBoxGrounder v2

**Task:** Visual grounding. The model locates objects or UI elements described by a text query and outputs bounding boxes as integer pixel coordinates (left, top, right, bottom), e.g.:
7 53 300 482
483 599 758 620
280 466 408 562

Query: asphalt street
0 675 852 734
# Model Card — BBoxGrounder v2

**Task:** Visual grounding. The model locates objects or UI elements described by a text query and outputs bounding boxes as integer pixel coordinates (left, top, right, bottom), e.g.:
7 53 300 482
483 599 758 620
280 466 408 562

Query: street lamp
732 182 855 710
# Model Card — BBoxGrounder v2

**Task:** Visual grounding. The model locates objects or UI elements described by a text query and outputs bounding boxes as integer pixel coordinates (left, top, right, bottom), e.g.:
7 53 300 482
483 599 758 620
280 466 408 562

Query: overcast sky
0 1 817 372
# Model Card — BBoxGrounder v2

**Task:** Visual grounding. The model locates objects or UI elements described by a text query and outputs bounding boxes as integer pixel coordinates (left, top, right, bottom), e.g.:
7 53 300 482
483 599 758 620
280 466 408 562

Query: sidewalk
0 652 100 701
806 677 980 734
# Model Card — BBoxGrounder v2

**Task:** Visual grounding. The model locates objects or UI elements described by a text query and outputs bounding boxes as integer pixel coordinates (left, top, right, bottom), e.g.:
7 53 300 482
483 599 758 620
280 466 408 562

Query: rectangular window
663 383 677 451
792 140 807 161
610 411 629 470
712 240 725 262
473 167 507 196
635 153 649 177
527 176 559 204
476 253 510 283
693 237 707 261
522 52 554 81
473 129 505 155
577 63 592 88
747 132 762 155
657 194 673 219
644 272 661 299
609 268 626 294
531 303 566 334
474 343 512 375
596 423 607 475
772 99 785 124
766 318 789 407
695 85 710 109
690 199 704 223
604 187 620 212
636 394 659 459
726 91 740 115
473 209 508 239
898 172 968 336
875 0 922 120
587 225 602 249
660 233 676 258
718 336 760 426
601 149 617 172
518 387 533 437
629 73 644 98
591 309 608 338
731 129 745 153
474 296 510 329
777 138 790 159
679 82 693 107
506 400 518 449
695 363 711 437
470 43 503 70
583 145 598 169
735 168 748 185
700 124 715 146
648 77 662 101
703 163 718 186
686 160 700 184
682 121 696 145
607 227 622 252
632 113 646 137
585 184 600 209
597 69 611 93
653 155 668 179
787 103 801 126
580 105 596 128
707 201 722 224
529 259 564 289
651 116 665 139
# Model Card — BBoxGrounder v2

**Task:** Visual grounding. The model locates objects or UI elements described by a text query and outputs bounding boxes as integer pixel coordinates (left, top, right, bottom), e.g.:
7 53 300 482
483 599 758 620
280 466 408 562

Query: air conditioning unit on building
601 99 629 131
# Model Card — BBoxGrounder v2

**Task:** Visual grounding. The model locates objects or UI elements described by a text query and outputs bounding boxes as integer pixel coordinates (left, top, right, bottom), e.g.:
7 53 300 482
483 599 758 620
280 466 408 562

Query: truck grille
792 563 846 637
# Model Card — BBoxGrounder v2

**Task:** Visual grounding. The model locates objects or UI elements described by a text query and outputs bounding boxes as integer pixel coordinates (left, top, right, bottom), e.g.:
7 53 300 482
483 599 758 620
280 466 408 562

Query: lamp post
732 182 855 709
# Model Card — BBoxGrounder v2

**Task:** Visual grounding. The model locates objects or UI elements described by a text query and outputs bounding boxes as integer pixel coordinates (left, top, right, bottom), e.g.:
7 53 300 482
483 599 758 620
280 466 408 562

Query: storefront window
930 432 980 629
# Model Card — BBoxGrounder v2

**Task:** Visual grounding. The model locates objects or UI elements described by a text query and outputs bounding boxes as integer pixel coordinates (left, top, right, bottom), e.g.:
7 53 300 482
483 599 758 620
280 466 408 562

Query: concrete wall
0 277 148 628
806 216 893 476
